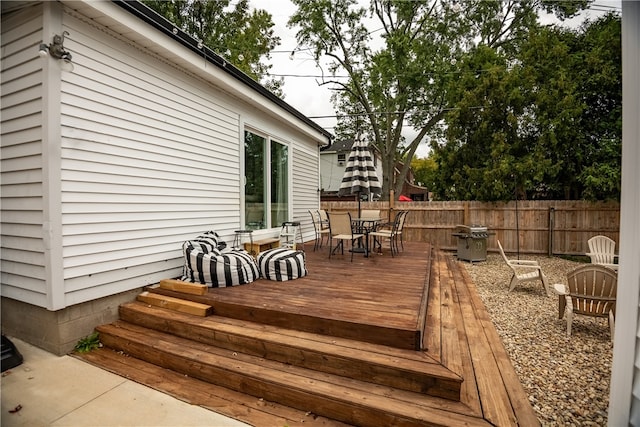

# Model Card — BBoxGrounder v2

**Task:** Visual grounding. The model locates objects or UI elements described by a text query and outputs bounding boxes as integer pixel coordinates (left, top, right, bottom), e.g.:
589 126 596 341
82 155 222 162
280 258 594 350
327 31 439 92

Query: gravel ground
461 254 612 427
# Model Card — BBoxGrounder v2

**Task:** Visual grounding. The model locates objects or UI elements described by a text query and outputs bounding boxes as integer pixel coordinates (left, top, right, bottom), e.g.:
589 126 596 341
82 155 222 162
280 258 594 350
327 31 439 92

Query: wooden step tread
120 301 461 399
96 322 487 427
75 347 350 427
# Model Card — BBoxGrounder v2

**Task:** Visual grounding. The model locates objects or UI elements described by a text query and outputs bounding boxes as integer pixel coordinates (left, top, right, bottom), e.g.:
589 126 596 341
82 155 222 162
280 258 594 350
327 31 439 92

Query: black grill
452 225 492 262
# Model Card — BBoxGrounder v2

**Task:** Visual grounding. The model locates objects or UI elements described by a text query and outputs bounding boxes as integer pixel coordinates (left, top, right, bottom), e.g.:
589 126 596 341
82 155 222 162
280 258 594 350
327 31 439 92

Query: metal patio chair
327 211 364 262
309 209 330 251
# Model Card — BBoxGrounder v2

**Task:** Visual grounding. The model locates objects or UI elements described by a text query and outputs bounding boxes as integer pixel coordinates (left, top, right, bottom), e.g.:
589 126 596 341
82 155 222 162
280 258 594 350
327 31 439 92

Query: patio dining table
351 217 382 257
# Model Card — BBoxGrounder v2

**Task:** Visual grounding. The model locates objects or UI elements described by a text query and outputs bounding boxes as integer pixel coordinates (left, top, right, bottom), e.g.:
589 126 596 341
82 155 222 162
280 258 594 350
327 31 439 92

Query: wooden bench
245 238 280 256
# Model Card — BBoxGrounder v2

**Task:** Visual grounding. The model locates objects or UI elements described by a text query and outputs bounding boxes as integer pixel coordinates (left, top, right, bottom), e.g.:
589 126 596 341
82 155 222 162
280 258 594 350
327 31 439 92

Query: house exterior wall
1 3 49 307
58 10 246 308
609 1 640 425
319 148 383 195
319 151 345 193
1 1 327 353
292 145 322 240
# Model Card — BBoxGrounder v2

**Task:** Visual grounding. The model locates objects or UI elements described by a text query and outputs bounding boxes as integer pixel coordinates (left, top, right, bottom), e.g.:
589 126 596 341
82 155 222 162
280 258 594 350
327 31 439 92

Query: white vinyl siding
0 5 47 306
292 145 320 242
319 151 343 193
1 2 329 312
57 14 242 306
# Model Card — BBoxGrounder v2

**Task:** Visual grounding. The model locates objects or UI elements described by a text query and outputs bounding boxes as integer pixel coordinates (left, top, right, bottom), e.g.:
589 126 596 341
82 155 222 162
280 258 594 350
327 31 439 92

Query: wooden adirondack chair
552 264 617 341
497 240 550 296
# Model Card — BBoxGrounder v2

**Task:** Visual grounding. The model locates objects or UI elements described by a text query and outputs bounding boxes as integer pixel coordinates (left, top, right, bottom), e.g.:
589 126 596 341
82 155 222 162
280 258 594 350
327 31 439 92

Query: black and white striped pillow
257 248 307 281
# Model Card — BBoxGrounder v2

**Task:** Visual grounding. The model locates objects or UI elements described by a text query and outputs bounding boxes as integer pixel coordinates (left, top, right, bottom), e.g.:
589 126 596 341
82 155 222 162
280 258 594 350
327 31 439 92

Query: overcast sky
250 0 621 158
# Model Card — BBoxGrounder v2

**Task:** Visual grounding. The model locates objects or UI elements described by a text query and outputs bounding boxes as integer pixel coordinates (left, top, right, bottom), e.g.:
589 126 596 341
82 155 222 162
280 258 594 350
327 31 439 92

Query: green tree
141 0 283 95
289 0 585 201
572 14 622 200
411 155 438 195
431 13 620 201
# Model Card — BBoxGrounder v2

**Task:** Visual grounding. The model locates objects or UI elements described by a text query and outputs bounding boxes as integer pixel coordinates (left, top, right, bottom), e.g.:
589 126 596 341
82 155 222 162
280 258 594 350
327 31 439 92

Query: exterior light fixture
39 31 74 71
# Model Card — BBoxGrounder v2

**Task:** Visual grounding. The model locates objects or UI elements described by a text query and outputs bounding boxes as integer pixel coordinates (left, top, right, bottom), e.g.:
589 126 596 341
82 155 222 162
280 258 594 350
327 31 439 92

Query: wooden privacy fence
320 200 620 256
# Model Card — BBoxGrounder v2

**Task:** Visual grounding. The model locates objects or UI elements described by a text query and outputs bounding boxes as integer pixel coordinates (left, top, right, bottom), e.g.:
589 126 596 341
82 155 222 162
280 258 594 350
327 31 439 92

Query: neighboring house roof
320 138 356 153
320 138 382 157
111 0 332 141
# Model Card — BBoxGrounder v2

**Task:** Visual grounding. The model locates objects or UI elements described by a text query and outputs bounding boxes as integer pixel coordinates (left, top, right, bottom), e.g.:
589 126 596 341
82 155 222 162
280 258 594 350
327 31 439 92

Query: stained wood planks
77 347 349 427
158 279 207 295
457 257 541 426
118 301 461 400
80 242 539 426
137 291 212 317
150 244 432 350
96 321 487 427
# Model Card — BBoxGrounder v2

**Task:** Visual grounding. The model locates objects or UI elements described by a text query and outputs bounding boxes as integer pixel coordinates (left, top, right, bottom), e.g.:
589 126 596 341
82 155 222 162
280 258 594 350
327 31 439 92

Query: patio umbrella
338 136 382 217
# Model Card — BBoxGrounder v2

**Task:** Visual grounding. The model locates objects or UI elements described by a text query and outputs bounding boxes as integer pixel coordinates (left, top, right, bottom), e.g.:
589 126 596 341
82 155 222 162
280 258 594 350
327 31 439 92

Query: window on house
244 130 289 230
338 153 346 165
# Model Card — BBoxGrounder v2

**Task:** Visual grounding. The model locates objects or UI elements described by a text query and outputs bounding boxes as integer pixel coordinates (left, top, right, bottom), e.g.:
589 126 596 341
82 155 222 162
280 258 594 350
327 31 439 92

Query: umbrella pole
389 189 395 221
357 192 361 218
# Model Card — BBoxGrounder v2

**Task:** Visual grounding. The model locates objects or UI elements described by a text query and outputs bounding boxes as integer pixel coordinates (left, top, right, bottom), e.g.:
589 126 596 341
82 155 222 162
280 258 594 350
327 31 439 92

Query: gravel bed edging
461 254 612 426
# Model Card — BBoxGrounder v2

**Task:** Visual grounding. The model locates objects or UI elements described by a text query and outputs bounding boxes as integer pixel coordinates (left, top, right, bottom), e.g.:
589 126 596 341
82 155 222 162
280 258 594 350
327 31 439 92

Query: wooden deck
151 241 431 350
78 241 540 426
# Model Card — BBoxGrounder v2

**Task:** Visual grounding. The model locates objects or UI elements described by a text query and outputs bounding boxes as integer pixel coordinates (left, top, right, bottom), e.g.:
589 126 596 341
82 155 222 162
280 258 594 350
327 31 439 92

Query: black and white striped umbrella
338 137 382 215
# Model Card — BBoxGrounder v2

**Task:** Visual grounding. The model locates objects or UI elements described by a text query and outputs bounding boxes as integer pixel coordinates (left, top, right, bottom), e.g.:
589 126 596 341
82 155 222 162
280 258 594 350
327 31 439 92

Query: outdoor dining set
308 209 410 262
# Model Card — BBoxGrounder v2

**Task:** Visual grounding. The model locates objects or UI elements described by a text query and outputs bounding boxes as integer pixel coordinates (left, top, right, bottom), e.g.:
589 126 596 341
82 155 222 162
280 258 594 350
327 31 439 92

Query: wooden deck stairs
79 243 539 426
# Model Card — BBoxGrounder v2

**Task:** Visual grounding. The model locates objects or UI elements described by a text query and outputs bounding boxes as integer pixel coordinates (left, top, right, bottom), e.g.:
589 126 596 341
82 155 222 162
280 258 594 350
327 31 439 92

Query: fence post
463 201 470 225
548 207 555 256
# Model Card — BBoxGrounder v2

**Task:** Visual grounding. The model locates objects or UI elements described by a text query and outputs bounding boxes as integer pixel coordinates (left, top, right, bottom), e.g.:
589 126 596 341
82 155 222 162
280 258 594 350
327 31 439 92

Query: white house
0 0 330 354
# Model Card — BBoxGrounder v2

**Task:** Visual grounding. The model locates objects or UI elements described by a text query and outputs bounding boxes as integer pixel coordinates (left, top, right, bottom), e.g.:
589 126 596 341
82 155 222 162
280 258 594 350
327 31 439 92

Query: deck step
119 301 462 400
147 285 423 350
95 321 485 427
77 346 351 427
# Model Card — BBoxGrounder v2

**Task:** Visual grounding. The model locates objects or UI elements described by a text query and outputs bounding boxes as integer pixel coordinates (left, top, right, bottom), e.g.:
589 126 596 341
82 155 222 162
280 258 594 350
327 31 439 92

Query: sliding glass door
244 130 289 230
